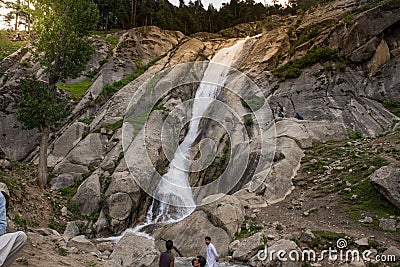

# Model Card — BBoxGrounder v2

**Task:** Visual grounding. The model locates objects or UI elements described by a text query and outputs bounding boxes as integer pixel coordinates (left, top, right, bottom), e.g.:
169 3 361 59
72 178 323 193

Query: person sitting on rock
295 112 304 120
0 182 27 267
191 255 206 267
159 239 174 267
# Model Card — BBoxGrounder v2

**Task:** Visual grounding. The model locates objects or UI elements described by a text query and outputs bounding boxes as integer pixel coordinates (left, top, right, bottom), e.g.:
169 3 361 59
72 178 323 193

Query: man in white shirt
205 236 219 267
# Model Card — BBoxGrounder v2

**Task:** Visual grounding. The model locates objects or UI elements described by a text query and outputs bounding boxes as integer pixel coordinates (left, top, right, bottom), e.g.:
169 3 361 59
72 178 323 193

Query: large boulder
71 172 101 215
106 233 160 267
198 194 245 239
104 171 142 234
370 165 400 209
154 210 231 257
232 232 264 262
54 133 108 177
47 121 89 167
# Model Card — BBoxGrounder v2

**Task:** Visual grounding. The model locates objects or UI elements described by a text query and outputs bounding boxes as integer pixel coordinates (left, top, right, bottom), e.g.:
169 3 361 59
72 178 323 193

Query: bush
273 46 346 80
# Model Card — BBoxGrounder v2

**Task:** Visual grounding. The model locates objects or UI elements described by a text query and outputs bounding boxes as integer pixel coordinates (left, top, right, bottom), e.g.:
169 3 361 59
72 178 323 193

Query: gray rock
107 192 133 221
50 174 76 190
358 217 373 224
300 229 316 244
54 133 108 176
355 237 369 247
47 122 89 167
67 235 99 254
382 246 400 259
71 172 101 216
229 240 240 252
0 159 11 169
96 241 115 252
154 210 231 257
232 232 264 261
63 221 80 241
95 209 110 237
106 232 159 267
199 194 245 239
370 165 400 209
379 218 397 231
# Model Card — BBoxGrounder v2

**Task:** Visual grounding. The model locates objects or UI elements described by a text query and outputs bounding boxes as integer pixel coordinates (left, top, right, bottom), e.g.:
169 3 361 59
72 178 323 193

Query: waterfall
146 38 248 224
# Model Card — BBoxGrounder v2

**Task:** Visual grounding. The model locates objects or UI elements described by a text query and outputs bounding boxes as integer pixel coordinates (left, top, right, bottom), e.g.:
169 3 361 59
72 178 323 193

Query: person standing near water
205 236 219 267
159 240 175 267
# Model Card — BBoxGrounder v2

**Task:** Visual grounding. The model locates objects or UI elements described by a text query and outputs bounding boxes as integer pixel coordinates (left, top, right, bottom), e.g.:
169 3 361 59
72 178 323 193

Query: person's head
166 240 173 250
192 255 206 267
205 236 211 245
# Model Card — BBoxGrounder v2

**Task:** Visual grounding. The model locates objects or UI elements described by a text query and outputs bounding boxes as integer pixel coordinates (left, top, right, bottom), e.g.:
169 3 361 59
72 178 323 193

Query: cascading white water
146 38 248 224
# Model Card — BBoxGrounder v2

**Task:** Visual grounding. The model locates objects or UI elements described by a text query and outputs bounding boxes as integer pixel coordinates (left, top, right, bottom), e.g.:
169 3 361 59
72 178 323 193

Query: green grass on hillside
0 31 26 61
272 46 346 80
56 80 93 101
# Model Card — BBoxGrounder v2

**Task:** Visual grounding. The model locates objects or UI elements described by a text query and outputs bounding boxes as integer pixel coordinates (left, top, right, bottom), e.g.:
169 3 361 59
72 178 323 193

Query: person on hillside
0 182 27 267
159 239 175 267
205 236 219 267
191 255 206 267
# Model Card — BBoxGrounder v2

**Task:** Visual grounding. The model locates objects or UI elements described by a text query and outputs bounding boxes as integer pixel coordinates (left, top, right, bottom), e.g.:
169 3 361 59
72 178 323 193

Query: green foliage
33 0 99 85
14 214 38 230
79 117 95 125
245 118 254 127
347 129 363 140
17 77 68 130
0 31 26 61
95 35 119 46
48 219 67 233
383 100 400 117
242 96 265 111
236 221 263 240
312 230 346 241
56 80 93 101
103 119 123 132
57 247 69 256
368 239 380 249
273 46 346 80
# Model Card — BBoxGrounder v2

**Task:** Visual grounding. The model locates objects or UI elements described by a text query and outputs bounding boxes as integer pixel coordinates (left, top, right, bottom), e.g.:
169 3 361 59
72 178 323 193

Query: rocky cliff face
1 0 399 264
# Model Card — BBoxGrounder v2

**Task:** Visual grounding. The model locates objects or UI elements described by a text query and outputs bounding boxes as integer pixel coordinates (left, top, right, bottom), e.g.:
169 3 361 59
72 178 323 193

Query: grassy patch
79 116 95 125
14 214 38 230
383 100 400 117
347 129 363 140
57 247 69 256
242 96 265 111
0 31 26 61
236 221 263 239
95 35 119 46
103 119 123 132
312 230 346 241
272 46 346 80
48 218 67 233
56 80 93 101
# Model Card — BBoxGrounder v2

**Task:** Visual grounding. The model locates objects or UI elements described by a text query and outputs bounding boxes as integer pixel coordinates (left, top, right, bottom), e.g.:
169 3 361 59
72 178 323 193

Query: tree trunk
105 14 108 34
15 0 20 30
38 125 49 188
131 0 137 28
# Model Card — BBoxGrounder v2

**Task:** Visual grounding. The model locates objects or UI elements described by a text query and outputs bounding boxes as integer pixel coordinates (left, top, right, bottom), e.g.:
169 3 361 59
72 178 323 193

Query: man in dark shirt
159 240 174 267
